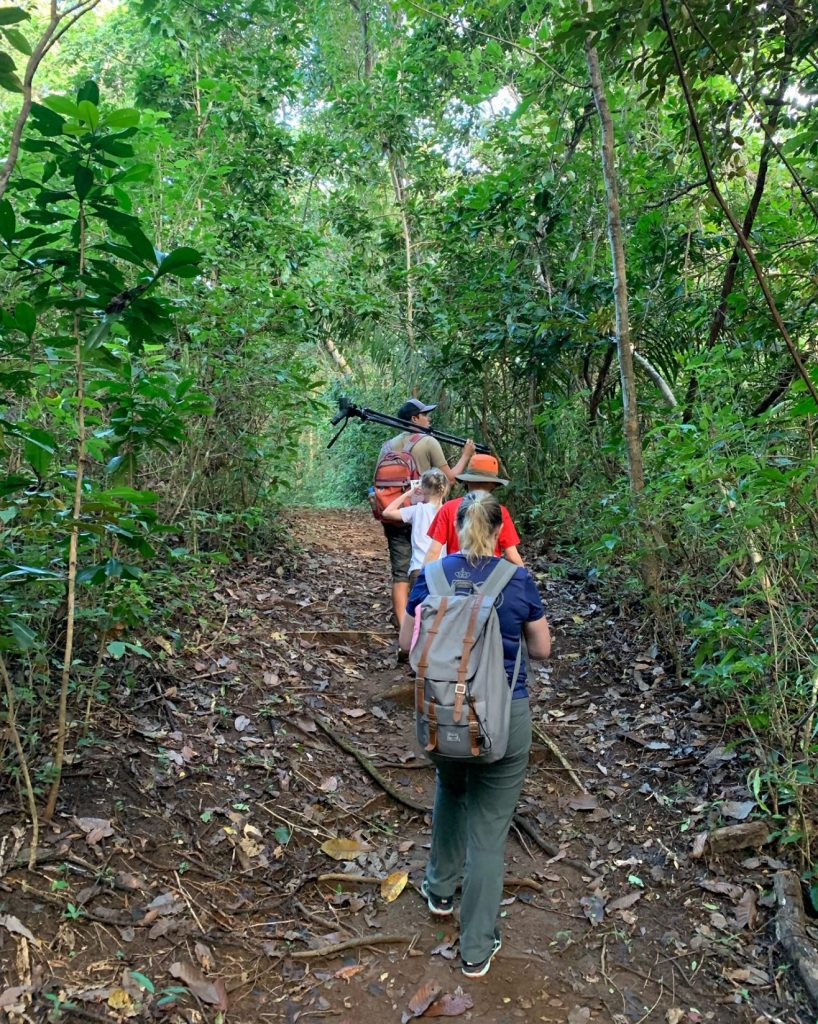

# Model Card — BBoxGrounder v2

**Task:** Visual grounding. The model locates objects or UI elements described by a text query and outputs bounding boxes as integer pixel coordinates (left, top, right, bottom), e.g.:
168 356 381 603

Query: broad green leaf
0 49 15 72
77 99 99 130
76 79 99 105
3 26 30 53
0 198 14 241
128 972 154 995
0 8 29 26
103 108 140 129
23 427 55 476
111 162 153 184
74 164 94 200
0 69 22 92
107 640 127 658
0 474 30 496
123 226 157 265
85 317 115 349
8 618 35 650
101 486 157 505
14 300 35 337
156 246 201 279
42 93 79 117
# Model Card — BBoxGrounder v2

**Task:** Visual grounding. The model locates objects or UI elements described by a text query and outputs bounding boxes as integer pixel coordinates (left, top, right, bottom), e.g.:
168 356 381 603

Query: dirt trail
0 509 811 1023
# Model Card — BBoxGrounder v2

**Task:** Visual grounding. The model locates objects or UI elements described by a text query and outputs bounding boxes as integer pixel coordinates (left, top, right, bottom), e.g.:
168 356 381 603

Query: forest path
0 509 808 1022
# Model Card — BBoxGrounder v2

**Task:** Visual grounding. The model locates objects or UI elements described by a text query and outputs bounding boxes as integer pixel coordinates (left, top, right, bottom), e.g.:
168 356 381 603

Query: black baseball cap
397 398 437 420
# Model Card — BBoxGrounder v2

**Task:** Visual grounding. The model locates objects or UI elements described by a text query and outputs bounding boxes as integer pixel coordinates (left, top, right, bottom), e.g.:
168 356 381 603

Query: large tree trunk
585 41 661 599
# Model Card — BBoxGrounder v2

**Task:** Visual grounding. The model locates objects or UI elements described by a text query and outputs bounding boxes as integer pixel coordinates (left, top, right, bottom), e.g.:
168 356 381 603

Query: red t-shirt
427 497 521 556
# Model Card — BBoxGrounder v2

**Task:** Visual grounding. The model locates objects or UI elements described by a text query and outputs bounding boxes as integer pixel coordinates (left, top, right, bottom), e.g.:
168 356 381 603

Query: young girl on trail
381 468 450 588
398 491 551 979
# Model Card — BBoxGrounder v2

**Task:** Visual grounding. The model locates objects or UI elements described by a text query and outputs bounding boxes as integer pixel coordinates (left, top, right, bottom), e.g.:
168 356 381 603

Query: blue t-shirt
406 554 545 700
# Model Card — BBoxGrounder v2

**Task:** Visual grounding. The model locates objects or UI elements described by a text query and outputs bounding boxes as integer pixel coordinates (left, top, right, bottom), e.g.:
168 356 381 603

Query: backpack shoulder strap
403 432 424 454
425 559 453 596
479 558 518 596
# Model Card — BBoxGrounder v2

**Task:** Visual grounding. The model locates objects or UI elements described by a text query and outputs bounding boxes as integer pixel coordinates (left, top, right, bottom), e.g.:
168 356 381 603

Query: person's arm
524 616 551 659
424 539 444 564
502 544 524 566
398 612 415 652
381 485 416 522
440 437 476 484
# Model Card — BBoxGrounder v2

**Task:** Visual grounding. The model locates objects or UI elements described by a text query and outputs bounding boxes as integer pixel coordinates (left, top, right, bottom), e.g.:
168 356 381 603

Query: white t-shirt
400 501 445 573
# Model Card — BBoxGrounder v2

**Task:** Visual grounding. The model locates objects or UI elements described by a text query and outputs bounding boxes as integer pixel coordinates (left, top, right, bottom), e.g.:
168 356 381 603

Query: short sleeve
399 506 416 523
406 568 429 616
520 569 544 622
427 504 448 543
425 437 447 469
499 506 521 550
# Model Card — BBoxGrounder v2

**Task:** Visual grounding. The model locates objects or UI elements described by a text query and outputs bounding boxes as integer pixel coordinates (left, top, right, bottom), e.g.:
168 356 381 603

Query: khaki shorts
383 521 412 583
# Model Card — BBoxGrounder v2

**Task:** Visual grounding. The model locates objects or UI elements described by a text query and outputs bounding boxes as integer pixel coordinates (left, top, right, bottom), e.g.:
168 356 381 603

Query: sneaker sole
462 940 502 978
421 882 453 917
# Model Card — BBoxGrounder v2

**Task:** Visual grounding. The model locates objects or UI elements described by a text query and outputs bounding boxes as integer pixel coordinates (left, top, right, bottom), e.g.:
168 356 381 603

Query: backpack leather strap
468 706 480 756
415 598 448 712
425 698 438 752
453 596 486 723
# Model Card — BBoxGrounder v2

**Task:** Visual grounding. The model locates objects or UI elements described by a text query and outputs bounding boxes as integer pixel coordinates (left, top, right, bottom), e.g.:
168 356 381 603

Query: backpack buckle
454 683 466 695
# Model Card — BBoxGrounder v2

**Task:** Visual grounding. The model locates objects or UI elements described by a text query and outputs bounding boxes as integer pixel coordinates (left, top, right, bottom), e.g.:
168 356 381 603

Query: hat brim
455 472 509 486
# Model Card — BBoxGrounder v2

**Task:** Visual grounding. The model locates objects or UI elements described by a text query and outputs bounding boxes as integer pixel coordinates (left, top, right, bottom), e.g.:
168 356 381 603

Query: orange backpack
370 433 423 521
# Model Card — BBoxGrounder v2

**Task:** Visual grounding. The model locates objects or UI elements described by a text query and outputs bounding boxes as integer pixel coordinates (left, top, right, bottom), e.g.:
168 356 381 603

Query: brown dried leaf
334 965 364 982
381 870 409 903
690 831 709 860
666 1010 685 1024
424 987 474 1017
401 980 443 1023
320 837 371 860
169 961 228 1009
580 894 605 926
698 880 743 901
0 914 36 942
568 794 598 812
721 800 755 821
568 1009 591 1024
723 965 769 986
194 942 215 972
341 707 367 718
607 891 643 913
74 817 114 844
734 889 758 929
429 935 458 960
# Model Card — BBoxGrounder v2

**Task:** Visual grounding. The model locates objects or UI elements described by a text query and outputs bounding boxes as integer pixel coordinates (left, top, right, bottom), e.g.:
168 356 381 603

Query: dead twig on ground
532 723 588 792
289 933 416 959
775 870 818 1007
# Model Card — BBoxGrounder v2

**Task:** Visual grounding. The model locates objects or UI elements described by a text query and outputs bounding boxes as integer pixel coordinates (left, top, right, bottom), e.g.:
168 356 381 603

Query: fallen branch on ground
775 870 818 1008
532 724 588 793
290 933 416 959
690 821 770 859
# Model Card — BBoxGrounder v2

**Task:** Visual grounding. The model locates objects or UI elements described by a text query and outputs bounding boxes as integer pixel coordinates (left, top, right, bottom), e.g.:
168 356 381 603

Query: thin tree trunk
45 205 87 821
588 342 615 424
0 654 39 867
662 0 818 411
585 40 661 598
389 152 415 351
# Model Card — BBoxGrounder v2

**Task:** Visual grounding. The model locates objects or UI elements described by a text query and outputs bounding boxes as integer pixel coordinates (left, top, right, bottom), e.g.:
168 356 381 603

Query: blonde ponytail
456 491 502 563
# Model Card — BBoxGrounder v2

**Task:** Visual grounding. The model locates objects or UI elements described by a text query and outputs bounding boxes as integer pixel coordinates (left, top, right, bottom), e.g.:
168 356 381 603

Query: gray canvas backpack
411 558 522 763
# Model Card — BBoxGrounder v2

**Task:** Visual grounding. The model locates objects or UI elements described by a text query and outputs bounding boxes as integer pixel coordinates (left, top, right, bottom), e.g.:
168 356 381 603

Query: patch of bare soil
0 508 813 1023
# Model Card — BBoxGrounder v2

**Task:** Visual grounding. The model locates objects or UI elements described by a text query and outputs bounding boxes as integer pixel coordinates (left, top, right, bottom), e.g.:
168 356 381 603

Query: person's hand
462 438 476 459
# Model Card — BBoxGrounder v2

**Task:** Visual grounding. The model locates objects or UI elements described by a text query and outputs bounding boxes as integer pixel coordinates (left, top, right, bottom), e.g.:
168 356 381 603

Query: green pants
425 698 531 963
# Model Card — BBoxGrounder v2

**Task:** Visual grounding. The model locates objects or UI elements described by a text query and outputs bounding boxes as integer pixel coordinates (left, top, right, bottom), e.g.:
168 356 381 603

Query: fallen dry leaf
320 836 371 860
698 879 743 900
74 816 114 845
734 888 758 929
107 989 134 1013
334 965 364 982
723 965 769 986
320 775 339 793
607 891 643 913
429 936 458 960
424 987 474 1017
721 800 755 821
568 794 598 812
690 832 709 859
234 714 251 732
194 942 215 972
341 707 367 718
568 1008 591 1024
0 914 36 943
169 962 228 1009
666 1009 685 1024
381 870 409 903
401 980 443 1023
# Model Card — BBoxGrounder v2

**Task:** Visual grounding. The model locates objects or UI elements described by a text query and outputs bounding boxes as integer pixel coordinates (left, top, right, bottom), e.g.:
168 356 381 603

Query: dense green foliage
1 0 817 855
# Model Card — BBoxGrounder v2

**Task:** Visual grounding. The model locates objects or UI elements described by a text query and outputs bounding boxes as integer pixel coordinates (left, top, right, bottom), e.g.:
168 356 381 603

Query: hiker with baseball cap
424 453 523 565
376 398 475 626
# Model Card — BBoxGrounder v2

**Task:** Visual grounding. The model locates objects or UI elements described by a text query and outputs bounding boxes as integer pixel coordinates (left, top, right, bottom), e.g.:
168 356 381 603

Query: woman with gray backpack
398 491 551 978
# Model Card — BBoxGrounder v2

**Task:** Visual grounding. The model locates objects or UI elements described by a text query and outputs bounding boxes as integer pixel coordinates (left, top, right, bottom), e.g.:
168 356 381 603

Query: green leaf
106 640 127 658
128 972 155 995
0 474 30 496
0 49 15 71
103 108 140 129
77 99 99 130
0 197 14 241
273 826 291 844
14 300 35 337
123 227 157 265
23 427 55 476
85 317 115 349
0 69 22 92
74 164 94 200
0 8 29 26
3 26 30 54
76 79 99 105
8 618 35 650
42 93 79 117
156 246 202 279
